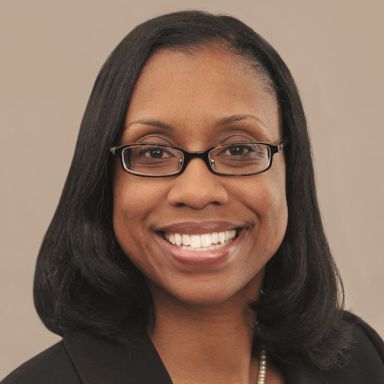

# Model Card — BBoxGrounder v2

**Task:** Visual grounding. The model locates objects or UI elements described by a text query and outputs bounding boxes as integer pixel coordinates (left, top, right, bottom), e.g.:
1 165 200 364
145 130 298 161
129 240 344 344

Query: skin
113 42 287 384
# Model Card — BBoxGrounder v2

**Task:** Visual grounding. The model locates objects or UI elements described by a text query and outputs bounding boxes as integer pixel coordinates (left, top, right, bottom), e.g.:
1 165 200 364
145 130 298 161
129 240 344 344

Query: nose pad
167 158 228 209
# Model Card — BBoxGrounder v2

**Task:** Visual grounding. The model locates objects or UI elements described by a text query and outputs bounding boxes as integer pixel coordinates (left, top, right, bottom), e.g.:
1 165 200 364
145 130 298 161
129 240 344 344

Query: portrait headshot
1 1 383 383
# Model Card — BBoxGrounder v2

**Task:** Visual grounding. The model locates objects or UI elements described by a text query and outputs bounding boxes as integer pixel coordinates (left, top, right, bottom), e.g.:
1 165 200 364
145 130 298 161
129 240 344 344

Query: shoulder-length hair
34 10 352 372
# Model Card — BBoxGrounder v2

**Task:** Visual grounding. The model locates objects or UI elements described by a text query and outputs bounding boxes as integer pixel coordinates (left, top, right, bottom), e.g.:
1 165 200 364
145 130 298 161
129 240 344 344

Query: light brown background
1 0 383 378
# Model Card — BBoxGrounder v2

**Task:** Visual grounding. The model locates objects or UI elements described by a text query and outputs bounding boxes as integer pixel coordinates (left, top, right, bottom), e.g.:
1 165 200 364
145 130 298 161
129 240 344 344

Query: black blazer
2 314 384 384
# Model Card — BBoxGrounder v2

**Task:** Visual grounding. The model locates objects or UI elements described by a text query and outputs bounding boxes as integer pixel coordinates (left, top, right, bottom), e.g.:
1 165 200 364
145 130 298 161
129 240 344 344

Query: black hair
34 10 353 372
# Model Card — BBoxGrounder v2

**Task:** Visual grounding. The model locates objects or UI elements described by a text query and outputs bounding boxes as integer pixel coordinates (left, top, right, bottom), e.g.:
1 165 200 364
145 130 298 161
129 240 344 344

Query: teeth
164 230 237 249
190 235 201 248
174 233 182 246
182 234 190 246
200 234 211 247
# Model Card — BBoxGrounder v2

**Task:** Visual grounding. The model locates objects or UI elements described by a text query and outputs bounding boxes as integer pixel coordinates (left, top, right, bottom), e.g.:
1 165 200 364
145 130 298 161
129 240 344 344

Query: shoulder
281 311 384 383
2 330 172 384
344 311 384 361
323 311 384 383
1 341 80 384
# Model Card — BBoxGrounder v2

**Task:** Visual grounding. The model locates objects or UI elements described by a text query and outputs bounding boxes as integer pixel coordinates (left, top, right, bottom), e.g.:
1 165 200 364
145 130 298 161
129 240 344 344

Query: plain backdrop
1 0 383 379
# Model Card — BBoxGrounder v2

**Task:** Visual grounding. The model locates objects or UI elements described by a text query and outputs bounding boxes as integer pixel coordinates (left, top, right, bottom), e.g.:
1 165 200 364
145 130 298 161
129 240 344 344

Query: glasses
110 141 286 177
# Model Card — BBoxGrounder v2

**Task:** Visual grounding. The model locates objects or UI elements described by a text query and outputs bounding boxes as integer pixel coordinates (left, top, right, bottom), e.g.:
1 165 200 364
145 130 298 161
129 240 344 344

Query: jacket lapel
63 330 173 384
281 362 325 384
63 330 329 384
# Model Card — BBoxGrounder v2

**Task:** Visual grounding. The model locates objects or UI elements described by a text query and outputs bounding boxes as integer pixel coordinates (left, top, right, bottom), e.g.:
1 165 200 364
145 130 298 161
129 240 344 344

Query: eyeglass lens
122 145 183 176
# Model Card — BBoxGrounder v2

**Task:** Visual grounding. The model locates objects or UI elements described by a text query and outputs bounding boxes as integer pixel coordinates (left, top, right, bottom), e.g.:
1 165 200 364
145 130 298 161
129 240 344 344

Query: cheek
237 172 286 216
235 170 288 245
113 167 163 217
261 161 288 226
254 187 287 249
112 176 164 281
112 174 161 253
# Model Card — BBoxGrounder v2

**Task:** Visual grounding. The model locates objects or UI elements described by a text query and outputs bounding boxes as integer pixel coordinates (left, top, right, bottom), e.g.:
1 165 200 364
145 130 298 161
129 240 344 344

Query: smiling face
112 43 288 308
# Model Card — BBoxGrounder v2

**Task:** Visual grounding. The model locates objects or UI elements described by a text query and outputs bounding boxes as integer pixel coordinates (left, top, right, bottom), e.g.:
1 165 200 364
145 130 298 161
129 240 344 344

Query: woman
2 10 383 384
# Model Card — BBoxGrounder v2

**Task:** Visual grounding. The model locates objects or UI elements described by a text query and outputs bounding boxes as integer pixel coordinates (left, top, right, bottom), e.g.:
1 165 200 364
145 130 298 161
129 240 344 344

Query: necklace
256 347 267 384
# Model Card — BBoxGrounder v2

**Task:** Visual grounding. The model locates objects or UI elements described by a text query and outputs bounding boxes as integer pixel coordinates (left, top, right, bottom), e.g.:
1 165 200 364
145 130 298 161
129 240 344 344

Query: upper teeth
164 230 237 248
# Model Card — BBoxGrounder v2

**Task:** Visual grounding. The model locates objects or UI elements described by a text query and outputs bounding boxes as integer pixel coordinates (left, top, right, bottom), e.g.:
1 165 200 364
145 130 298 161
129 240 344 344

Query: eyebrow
125 114 267 131
215 114 267 128
125 119 174 131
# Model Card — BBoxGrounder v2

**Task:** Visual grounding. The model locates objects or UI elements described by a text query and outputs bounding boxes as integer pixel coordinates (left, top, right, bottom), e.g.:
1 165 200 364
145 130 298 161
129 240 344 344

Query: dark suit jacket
2 314 383 384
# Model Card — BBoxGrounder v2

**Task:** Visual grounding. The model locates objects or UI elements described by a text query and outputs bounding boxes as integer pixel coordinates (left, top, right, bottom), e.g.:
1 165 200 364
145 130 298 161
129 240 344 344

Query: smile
163 230 238 250
155 227 247 267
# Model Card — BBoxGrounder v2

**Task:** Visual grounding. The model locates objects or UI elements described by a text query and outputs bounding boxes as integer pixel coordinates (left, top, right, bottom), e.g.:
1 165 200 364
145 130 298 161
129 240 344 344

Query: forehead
122 43 281 143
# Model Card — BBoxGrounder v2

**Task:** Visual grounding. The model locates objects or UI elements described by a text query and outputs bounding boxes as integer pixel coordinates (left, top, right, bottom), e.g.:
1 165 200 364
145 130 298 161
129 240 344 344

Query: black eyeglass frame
110 140 287 177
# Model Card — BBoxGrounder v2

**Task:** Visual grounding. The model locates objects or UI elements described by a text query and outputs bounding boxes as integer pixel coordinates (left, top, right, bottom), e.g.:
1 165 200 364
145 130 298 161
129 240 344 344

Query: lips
153 221 249 267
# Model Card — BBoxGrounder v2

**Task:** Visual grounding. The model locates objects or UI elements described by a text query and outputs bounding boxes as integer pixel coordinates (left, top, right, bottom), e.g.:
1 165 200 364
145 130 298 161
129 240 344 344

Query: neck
147 284 261 384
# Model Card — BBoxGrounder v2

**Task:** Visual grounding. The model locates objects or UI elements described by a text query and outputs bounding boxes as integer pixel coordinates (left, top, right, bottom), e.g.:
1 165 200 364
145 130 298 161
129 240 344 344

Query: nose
167 157 229 209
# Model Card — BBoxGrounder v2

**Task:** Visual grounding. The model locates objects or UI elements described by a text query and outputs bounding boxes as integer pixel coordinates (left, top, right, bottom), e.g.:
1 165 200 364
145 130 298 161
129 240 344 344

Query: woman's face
113 44 288 307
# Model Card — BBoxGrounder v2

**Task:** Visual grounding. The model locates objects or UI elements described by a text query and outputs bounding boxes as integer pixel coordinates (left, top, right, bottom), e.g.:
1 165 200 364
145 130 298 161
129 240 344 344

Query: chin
175 291 234 307
152 277 260 309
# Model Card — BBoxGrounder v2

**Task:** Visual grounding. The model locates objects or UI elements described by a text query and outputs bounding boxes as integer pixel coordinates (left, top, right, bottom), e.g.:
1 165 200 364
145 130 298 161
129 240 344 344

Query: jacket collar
63 330 322 384
63 330 172 384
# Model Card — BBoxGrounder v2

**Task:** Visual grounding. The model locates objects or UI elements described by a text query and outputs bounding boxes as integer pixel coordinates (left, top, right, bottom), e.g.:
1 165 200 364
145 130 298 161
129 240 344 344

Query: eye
222 143 255 157
142 146 171 159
